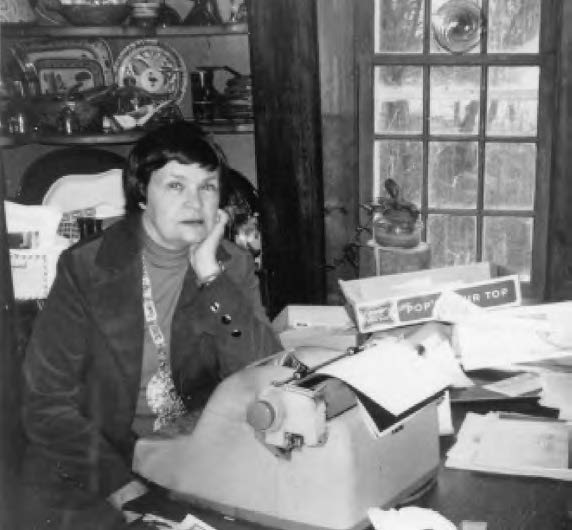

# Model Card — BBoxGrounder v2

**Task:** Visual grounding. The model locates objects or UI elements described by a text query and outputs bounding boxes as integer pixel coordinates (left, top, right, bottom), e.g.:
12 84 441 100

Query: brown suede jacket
21 213 282 510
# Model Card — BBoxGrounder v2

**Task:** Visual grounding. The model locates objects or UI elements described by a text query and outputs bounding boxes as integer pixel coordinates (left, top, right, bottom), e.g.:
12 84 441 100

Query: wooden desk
417 401 572 530
179 401 572 530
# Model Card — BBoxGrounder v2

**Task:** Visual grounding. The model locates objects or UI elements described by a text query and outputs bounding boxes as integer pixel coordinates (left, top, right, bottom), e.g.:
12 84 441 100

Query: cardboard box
10 247 65 300
339 263 521 334
272 305 354 332
272 305 358 350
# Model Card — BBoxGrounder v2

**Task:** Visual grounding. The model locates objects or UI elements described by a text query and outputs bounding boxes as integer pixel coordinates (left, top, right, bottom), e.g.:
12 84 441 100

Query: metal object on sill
364 178 422 249
374 214 422 249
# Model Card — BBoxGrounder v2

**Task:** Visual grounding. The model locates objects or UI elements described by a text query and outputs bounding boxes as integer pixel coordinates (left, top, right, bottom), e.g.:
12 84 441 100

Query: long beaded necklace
141 255 187 432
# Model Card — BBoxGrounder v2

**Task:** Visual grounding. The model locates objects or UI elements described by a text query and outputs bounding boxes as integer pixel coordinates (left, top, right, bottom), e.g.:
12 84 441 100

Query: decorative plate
114 39 187 104
35 57 105 94
12 39 114 86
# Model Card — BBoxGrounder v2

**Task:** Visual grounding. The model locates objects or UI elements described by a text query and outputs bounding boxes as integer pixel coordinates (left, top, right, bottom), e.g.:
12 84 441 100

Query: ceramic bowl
59 3 131 25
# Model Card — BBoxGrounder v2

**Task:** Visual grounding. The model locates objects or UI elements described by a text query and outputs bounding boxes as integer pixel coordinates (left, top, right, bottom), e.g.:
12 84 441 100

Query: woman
20 121 282 529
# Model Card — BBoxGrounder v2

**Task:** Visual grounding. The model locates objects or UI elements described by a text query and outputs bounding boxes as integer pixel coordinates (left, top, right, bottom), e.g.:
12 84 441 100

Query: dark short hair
123 120 227 213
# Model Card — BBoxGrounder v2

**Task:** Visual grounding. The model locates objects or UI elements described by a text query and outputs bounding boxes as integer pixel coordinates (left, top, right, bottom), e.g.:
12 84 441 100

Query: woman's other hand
189 208 229 282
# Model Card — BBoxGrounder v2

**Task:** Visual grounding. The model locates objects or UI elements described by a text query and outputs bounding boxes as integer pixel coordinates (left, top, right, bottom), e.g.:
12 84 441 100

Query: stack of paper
483 372 542 397
452 302 572 370
540 372 572 420
445 412 572 481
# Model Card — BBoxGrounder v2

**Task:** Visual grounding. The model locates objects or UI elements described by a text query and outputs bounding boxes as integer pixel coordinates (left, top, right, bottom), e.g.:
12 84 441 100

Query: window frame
356 0 560 300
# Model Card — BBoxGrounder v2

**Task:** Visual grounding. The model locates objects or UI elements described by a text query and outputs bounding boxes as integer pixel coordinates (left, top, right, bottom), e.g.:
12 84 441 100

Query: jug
184 0 222 26
190 67 218 122
190 66 247 123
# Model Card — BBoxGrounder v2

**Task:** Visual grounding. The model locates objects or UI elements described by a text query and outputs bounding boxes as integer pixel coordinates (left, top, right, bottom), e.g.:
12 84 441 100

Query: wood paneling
318 0 360 304
248 0 326 316
0 156 20 529
546 0 572 300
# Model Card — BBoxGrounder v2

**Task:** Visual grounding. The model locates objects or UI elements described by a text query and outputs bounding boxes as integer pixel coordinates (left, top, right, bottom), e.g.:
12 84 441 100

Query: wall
2 134 256 200
317 0 359 304
546 1 572 299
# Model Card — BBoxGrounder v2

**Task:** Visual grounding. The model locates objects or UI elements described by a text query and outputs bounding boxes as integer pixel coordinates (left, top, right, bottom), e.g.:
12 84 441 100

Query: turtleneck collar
141 227 190 270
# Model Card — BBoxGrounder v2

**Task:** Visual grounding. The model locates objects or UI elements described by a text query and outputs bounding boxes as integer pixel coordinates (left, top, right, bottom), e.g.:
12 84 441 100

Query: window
357 0 559 298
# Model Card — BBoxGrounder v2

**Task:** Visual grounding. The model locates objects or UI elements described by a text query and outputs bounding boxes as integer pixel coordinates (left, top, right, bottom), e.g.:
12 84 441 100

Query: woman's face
142 160 220 250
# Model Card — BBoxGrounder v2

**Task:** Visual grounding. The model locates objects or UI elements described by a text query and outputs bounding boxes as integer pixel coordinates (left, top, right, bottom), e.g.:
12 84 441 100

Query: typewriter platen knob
246 399 278 432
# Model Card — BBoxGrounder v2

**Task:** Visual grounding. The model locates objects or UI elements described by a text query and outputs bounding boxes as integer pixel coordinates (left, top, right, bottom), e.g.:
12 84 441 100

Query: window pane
427 214 476 266
429 141 478 208
375 66 423 134
430 66 480 135
374 140 423 205
484 143 536 209
483 217 533 281
375 0 424 53
487 66 539 136
488 0 540 53
431 0 483 54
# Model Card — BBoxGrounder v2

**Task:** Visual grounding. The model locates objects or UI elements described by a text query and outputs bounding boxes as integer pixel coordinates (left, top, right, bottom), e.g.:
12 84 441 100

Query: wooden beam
0 154 20 529
248 0 326 316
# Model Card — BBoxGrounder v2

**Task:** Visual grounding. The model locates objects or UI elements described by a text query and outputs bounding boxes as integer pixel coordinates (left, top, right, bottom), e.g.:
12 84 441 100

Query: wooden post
0 153 20 529
248 0 326 317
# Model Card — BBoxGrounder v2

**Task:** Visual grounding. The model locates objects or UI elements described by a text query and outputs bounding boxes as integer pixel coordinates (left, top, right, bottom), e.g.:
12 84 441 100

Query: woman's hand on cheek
189 208 229 280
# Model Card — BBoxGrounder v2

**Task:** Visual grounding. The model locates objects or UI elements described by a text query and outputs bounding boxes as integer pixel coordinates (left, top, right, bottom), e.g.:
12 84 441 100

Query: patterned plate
35 57 105 94
12 38 114 87
114 39 187 104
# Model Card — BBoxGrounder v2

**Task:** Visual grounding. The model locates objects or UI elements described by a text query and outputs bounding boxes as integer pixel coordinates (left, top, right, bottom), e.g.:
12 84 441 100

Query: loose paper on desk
143 513 219 530
446 412 572 481
316 338 449 417
405 322 474 388
369 506 456 530
483 372 542 397
449 299 572 370
539 372 572 420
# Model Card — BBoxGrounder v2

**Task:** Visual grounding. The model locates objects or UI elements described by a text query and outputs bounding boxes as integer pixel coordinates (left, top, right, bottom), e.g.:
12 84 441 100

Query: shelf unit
0 22 248 38
0 19 256 192
0 121 254 148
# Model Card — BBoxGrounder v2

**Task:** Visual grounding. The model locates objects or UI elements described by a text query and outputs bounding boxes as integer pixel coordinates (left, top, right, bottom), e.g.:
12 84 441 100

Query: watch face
114 39 188 104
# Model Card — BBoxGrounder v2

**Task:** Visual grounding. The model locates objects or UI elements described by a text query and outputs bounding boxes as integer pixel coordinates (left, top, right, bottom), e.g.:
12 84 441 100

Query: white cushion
42 168 125 218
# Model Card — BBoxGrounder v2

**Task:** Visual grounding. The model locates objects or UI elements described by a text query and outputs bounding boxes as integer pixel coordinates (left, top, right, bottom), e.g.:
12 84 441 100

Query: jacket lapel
88 215 144 389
